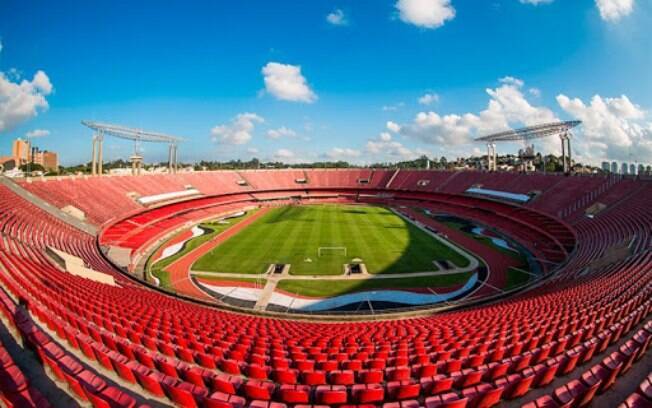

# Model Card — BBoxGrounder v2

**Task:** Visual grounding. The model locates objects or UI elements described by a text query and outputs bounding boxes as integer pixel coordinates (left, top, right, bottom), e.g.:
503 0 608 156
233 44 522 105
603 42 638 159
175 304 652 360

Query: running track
400 207 521 297
165 207 271 300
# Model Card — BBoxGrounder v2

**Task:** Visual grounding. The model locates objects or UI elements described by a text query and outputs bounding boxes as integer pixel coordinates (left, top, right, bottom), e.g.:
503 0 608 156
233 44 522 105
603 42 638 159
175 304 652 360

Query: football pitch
192 204 470 275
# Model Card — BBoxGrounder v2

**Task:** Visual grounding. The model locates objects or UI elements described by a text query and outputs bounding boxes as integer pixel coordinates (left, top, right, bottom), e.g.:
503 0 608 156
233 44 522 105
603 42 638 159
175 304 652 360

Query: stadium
0 1 651 408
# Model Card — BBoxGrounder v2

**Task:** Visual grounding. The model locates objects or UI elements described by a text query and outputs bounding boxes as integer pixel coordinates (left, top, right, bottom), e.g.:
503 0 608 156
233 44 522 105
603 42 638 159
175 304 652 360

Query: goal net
318 247 347 257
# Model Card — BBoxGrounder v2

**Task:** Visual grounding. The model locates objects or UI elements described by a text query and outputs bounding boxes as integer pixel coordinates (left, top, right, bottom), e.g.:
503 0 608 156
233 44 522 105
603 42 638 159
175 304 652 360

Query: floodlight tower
475 121 581 174
82 121 184 176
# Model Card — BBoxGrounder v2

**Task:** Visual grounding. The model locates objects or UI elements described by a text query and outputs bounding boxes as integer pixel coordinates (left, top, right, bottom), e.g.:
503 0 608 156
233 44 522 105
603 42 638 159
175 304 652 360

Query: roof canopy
475 120 581 142
81 121 184 144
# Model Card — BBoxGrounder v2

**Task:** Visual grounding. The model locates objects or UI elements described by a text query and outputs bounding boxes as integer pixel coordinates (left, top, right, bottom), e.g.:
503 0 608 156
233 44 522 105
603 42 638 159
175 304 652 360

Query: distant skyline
0 0 650 166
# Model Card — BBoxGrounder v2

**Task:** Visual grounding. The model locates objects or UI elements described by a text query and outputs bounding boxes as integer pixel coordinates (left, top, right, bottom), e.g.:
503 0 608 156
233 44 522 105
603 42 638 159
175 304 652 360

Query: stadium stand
0 170 649 407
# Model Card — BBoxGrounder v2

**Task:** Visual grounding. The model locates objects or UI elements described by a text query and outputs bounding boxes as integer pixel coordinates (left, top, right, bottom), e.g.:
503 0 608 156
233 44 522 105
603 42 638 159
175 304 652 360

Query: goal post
318 247 347 257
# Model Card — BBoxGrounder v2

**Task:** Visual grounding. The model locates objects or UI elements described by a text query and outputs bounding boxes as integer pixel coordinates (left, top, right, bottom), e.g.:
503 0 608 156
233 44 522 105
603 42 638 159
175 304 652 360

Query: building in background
601 161 610 172
12 138 31 166
7 138 59 172
629 163 636 175
611 161 618 174
621 162 628 175
32 149 59 171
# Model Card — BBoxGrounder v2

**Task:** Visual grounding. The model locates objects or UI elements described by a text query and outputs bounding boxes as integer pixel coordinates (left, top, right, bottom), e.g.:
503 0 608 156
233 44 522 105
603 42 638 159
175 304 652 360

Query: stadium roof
475 120 581 142
81 121 184 144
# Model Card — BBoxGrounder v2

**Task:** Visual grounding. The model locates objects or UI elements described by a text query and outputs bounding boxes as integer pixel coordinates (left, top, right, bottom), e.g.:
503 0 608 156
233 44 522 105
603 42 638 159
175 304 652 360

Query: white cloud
32 71 53 94
382 102 405 112
262 62 317 103
26 129 50 138
274 148 295 160
366 132 419 160
247 147 259 155
394 77 557 147
395 0 456 29
0 70 53 133
519 0 554 5
418 92 439 105
266 126 297 139
325 147 361 160
557 93 651 162
387 121 401 133
210 113 264 145
595 0 634 22
529 87 541 98
326 9 348 26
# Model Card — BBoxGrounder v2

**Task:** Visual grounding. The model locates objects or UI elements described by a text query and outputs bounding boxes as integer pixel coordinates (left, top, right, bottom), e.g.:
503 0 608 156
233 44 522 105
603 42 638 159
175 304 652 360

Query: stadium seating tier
0 170 649 407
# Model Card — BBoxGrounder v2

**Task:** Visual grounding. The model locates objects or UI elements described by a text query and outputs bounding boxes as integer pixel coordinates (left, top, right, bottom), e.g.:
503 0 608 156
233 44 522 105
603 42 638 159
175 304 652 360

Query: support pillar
168 144 174 173
567 137 572 172
560 133 572 174
486 143 497 171
97 132 104 176
174 145 178 173
91 135 97 176
560 134 566 173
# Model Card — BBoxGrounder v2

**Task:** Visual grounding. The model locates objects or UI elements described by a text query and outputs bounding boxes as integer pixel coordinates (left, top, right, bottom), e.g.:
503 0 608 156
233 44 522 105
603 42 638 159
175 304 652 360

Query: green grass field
192 204 470 275
147 211 257 288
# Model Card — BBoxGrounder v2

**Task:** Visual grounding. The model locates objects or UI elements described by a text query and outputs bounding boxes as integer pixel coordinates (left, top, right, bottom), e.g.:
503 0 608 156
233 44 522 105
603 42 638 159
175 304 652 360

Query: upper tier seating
18 170 629 228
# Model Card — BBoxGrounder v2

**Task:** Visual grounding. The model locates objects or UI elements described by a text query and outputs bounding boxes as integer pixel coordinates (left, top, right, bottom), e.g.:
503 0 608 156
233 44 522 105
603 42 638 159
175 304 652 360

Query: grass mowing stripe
193 204 477 277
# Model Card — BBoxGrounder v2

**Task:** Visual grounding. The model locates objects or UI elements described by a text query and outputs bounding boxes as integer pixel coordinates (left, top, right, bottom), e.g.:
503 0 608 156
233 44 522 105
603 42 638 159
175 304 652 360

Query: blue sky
0 0 650 166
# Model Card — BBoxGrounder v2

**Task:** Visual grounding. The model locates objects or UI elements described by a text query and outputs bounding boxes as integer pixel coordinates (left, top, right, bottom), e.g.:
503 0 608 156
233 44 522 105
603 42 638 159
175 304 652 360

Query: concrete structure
130 154 144 176
47 246 116 286
475 121 580 174
486 143 497 171
82 121 183 177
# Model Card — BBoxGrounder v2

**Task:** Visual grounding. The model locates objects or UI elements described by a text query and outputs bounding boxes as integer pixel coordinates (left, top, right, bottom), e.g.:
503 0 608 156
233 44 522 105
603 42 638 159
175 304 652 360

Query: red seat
277 384 311 404
243 380 275 401
461 384 504 408
315 385 348 405
272 369 298 385
496 373 535 399
424 393 469 408
522 395 561 408
135 370 173 397
206 391 247 408
590 358 623 392
209 373 242 395
302 371 327 386
553 378 601 408
330 370 355 385
619 392 652 408
0 365 29 393
351 384 385 403
422 375 454 395
358 369 384 384
387 380 421 400
382 400 420 408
